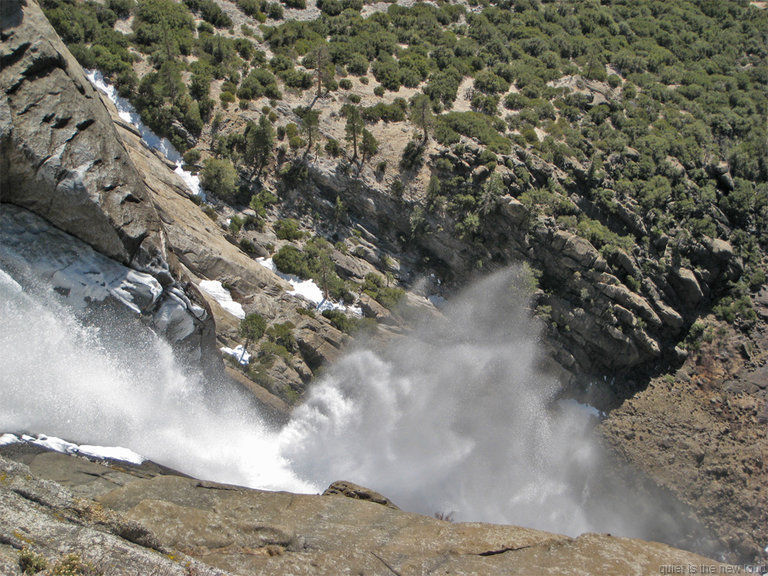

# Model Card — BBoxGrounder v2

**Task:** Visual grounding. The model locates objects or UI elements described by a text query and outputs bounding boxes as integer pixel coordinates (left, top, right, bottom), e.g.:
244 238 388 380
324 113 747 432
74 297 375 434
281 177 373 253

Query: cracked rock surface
0 447 730 576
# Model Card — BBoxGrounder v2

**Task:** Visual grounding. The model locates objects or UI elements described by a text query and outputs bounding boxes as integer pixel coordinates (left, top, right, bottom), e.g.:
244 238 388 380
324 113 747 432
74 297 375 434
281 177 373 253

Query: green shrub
322 309 355 333
473 69 509 94
273 245 309 277
435 111 510 153
19 547 47 574
108 0 135 17
325 138 342 157
259 340 293 365
371 57 401 91
400 140 424 171
201 157 239 201
238 68 280 100
220 91 236 107
184 0 232 27
267 321 296 351
362 273 404 309
239 238 258 254
266 1 283 18
362 100 407 123
182 148 201 165
274 218 304 240
317 0 343 16
347 53 369 75
241 313 267 341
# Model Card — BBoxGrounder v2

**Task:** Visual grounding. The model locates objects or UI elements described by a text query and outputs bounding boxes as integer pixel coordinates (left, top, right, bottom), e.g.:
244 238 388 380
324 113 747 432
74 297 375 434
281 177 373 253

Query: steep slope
0 0 220 372
2 0 767 567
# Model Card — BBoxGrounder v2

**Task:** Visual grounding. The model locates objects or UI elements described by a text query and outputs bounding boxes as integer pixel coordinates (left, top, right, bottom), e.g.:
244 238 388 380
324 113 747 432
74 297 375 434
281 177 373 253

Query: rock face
0 204 217 367
601 320 768 563
0 449 733 576
285 150 742 383
0 0 221 372
0 0 355 402
0 0 166 276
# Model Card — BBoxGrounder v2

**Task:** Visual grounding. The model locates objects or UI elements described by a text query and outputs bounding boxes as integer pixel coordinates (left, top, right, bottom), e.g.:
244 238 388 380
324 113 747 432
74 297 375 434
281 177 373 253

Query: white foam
0 269 22 293
0 265 704 547
0 279 313 492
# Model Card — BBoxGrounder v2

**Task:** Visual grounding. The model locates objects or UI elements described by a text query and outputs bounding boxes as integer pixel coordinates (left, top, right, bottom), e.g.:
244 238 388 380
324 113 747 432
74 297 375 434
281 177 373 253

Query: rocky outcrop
0 449 734 576
0 453 221 576
0 0 220 372
323 480 400 509
601 319 768 564
292 140 744 383
0 0 166 276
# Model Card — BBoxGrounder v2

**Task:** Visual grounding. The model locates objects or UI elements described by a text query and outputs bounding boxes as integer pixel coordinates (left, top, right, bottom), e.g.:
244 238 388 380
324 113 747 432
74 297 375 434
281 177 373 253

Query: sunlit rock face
0 0 223 372
0 0 168 275
0 450 733 576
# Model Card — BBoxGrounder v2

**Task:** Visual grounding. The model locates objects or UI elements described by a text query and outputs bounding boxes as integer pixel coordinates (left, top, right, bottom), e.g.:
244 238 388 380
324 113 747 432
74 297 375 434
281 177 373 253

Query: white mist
0 265 704 547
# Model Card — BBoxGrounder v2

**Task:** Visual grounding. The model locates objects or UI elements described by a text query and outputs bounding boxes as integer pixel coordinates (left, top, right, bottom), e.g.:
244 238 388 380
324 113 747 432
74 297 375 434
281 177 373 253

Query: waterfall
0 267 310 493
0 264 708 549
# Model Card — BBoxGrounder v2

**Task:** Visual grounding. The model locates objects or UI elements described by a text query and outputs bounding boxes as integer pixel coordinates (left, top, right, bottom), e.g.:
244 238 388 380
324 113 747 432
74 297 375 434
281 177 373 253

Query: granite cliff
0 447 735 576
1 0 767 569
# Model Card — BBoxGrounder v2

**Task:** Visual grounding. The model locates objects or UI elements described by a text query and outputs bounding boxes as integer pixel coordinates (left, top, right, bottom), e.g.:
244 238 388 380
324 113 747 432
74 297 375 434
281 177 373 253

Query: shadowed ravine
0 266 716 556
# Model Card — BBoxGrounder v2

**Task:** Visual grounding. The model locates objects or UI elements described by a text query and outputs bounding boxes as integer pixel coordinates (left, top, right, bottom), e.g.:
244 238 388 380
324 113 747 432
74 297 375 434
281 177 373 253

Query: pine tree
313 44 334 101
244 115 274 179
410 94 433 143
299 107 321 152
361 128 378 164
342 104 364 160
239 313 266 362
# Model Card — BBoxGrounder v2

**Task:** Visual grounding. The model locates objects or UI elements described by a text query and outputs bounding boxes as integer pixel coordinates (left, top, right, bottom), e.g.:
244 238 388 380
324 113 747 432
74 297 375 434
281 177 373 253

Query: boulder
551 230 607 272
671 267 705 305
498 194 528 226
359 293 392 322
323 480 399 509
295 319 345 370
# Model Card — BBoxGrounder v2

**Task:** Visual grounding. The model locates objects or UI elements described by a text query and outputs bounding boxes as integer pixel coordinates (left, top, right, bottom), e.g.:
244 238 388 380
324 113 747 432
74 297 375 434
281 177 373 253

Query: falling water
0 267 310 492
0 265 712 550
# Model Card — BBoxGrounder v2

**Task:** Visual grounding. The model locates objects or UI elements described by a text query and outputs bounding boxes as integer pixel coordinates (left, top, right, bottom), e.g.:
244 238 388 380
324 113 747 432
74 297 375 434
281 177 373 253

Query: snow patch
85 69 204 198
221 345 251 365
1 433 145 465
199 280 245 319
257 258 362 316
